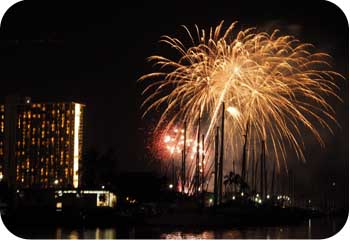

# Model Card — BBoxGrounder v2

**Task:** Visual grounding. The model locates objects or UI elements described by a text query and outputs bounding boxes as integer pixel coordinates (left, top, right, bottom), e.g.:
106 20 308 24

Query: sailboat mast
270 162 275 197
195 114 201 195
214 127 219 206
241 120 249 186
182 121 187 193
218 103 225 204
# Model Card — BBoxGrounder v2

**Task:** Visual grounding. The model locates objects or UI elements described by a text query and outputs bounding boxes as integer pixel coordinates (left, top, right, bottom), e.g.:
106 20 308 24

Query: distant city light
258 199 262 204
209 198 213 203
241 192 244 196
232 196 236 200
101 185 105 189
267 194 270 199
169 184 173 189
54 179 59 185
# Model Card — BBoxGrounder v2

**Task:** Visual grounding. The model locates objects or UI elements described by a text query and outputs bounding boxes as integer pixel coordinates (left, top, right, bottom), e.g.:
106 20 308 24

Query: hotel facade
0 96 85 189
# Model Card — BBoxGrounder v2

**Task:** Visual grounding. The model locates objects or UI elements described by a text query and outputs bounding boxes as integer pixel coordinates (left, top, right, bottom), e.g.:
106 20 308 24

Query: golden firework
139 20 343 175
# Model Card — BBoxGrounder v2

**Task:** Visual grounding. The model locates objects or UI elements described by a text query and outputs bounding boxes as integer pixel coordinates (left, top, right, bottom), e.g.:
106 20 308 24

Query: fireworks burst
139 20 343 176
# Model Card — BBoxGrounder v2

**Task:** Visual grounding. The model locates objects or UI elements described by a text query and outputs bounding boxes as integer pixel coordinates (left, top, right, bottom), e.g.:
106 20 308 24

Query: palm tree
224 171 251 201
224 171 235 197
224 171 245 197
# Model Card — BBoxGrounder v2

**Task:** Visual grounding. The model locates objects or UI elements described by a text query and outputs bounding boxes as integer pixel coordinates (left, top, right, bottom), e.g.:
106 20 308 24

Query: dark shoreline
2 203 345 228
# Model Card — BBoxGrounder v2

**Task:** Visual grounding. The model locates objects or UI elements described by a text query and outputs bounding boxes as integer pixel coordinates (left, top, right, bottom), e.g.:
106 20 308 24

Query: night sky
0 1 348 207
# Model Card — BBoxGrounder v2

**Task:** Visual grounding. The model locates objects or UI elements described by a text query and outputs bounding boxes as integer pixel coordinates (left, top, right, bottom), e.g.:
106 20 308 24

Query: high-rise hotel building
0 96 85 189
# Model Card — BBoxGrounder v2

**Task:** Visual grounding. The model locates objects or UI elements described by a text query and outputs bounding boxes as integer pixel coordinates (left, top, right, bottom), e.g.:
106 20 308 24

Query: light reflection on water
54 227 117 239
14 216 344 239
160 217 345 239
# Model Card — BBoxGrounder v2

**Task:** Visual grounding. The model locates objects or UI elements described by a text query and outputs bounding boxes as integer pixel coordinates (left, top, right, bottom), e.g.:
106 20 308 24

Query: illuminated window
56 202 62 209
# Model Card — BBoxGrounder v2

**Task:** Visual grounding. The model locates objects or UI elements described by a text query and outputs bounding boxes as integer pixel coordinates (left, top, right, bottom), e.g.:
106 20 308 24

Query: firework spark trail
139 20 343 186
